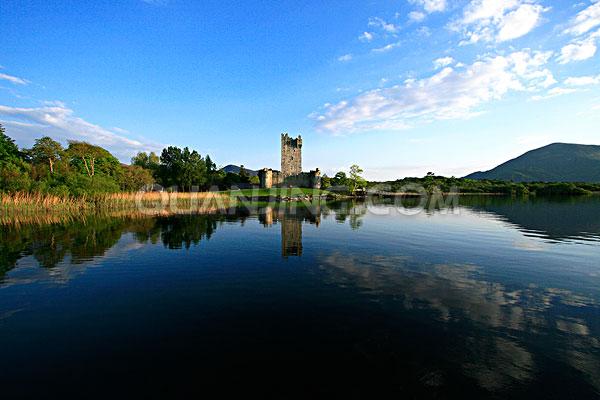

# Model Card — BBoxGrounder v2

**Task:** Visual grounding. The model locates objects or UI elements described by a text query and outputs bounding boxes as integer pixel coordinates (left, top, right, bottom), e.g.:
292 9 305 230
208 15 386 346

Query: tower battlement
281 133 302 179
258 133 320 189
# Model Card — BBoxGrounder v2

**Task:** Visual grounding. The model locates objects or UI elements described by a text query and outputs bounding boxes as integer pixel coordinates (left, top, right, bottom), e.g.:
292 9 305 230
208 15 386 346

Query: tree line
0 123 253 195
367 173 600 196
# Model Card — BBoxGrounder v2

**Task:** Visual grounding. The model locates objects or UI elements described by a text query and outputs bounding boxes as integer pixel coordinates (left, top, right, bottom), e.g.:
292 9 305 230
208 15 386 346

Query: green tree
0 160 32 192
238 165 250 184
180 147 207 191
159 146 184 188
131 151 160 171
119 165 154 191
0 126 32 193
221 172 241 188
67 141 105 177
348 164 367 195
29 136 63 174
320 174 331 189
331 171 348 188
205 155 216 174
159 146 207 191
0 123 20 163
204 155 217 188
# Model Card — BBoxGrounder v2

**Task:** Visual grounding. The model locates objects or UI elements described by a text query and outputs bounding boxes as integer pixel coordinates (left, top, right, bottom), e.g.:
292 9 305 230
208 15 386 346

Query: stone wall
282 169 321 189
258 168 282 189
281 133 302 179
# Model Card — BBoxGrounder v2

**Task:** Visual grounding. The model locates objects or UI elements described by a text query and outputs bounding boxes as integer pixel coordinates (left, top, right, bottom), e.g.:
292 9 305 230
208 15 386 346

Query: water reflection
1 197 600 396
317 252 600 392
0 201 368 281
460 196 600 243
259 205 319 258
0 214 223 284
3 197 599 282
255 202 367 257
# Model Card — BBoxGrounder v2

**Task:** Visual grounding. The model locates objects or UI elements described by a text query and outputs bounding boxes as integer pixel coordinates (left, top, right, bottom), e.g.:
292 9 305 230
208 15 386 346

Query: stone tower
281 133 302 179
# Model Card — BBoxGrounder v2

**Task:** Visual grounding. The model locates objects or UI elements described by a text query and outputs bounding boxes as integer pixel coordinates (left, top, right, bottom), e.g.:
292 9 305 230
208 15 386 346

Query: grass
1 191 235 221
222 187 333 197
0 189 336 224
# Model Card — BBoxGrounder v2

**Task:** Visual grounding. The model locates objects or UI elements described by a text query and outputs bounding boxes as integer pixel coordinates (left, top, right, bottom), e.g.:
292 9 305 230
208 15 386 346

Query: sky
1 0 599 180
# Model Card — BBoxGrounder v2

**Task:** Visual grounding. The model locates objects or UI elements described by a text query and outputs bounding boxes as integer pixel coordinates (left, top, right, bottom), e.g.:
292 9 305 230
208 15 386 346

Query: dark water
1 197 600 398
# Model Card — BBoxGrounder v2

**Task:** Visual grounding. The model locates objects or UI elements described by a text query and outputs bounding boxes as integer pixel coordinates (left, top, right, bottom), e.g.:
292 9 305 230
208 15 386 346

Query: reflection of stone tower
281 217 302 258
281 133 302 180
259 206 275 226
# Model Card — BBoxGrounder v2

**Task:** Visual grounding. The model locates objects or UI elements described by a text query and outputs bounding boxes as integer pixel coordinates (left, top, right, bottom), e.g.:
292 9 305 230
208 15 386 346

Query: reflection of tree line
368 195 600 242
458 196 600 242
0 214 225 281
0 202 369 279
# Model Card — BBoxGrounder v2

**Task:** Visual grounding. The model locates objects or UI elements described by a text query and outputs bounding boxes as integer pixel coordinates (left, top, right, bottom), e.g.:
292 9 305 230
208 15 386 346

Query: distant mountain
465 143 600 183
220 165 258 177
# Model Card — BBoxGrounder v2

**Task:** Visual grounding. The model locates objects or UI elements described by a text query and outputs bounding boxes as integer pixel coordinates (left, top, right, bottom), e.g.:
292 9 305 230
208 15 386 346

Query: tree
132 151 160 171
320 174 331 189
159 146 208 191
30 137 63 174
205 155 216 174
204 155 217 188
331 171 348 188
348 164 367 195
180 147 207 191
0 123 20 163
119 165 154 192
221 172 242 188
67 141 104 177
0 160 32 192
159 146 184 188
238 165 250 184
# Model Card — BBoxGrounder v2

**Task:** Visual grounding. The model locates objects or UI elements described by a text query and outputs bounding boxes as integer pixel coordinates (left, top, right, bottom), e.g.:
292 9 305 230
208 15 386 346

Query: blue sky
1 0 599 180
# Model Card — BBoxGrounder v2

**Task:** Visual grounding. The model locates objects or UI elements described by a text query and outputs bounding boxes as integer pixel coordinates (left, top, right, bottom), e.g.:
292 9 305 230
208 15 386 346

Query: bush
0 161 32 193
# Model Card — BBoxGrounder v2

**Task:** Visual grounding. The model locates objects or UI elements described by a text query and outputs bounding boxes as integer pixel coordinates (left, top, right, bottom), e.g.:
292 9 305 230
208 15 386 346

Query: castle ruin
281 133 302 179
258 133 321 189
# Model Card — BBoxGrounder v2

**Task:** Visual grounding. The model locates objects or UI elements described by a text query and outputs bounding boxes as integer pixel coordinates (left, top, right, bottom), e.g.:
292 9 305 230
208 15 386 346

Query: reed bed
1 191 236 225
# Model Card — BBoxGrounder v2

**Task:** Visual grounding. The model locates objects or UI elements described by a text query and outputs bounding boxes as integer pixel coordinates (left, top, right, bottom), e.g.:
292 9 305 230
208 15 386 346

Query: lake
1 196 599 397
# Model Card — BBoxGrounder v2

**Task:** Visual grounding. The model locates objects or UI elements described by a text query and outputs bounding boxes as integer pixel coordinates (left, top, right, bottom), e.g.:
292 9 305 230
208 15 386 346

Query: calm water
1 197 600 397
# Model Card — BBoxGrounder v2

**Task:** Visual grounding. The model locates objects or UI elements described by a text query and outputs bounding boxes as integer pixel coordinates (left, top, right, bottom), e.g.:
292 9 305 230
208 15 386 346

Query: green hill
465 143 600 183
220 165 258 177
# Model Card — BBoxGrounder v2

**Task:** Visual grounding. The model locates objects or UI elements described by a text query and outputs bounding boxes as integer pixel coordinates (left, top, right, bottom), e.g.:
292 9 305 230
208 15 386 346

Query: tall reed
1 191 236 224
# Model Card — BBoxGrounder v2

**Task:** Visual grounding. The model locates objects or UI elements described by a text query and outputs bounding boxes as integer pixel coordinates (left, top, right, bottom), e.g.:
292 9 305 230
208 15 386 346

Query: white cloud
409 0 447 13
455 0 546 44
338 54 353 62
417 26 432 36
557 39 597 63
0 72 29 85
433 56 455 68
312 49 553 133
531 71 600 101
372 42 401 53
531 87 579 101
358 31 374 42
564 0 600 36
564 74 600 85
409 11 426 23
0 103 162 160
368 17 400 34
497 4 545 42
509 50 556 88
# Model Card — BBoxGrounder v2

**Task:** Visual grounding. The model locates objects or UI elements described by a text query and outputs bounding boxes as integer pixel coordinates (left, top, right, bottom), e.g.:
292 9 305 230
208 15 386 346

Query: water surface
1 197 599 397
